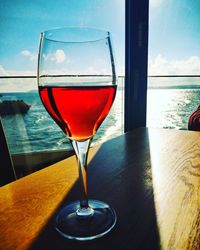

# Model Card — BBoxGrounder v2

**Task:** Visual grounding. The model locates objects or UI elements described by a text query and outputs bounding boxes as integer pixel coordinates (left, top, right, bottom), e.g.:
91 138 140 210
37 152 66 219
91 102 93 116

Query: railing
0 76 124 178
1 75 199 178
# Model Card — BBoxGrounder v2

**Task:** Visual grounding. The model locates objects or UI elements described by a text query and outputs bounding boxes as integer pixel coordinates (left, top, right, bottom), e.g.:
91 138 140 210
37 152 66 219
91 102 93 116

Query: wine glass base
55 199 117 241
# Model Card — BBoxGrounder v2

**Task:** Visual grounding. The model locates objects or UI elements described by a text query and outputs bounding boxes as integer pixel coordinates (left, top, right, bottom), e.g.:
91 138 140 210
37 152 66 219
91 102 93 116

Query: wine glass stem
72 139 92 213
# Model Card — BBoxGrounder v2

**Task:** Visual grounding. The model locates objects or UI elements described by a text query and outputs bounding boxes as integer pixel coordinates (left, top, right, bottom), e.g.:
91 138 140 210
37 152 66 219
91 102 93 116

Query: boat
0 100 31 116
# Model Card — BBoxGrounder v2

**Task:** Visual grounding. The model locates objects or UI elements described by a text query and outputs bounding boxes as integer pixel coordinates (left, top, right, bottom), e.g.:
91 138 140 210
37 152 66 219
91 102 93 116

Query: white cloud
148 54 200 75
0 64 36 77
21 50 37 61
0 65 36 92
149 0 163 9
7 69 36 76
0 78 37 92
55 49 66 63
0 65 9 76
21 50 31 56
43 49 67 64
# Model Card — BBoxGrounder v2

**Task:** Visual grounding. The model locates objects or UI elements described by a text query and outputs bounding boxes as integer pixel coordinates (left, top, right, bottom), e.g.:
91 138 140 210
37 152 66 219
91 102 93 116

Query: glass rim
41 26 111 44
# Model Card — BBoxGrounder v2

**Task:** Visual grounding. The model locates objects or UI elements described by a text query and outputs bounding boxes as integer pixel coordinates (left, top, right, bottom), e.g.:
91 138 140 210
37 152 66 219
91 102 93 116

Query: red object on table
188 105 200 131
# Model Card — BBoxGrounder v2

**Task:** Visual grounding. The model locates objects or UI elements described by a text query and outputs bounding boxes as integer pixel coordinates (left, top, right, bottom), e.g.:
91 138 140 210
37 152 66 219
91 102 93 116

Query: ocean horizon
1 76 200 155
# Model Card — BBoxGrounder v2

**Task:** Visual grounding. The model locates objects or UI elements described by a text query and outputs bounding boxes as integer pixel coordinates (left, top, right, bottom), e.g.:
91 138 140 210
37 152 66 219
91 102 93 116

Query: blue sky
149 0 200 59
0 0 124 76
0 0 200 80
149 0 200 75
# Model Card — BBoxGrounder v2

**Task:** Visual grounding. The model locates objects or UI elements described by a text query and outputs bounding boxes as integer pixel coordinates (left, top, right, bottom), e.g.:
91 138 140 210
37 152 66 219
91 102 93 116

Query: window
0 0 125 178
124 0 149 131
147 0 200 130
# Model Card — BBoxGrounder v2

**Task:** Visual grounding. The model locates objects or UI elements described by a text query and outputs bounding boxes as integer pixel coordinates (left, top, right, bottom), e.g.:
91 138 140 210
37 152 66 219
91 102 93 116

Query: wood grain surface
149 129 200 250
0 128 199 250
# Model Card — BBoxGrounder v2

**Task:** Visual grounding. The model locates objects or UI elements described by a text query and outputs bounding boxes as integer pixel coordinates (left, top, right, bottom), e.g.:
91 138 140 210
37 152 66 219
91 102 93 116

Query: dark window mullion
124 0 149 132
0 118 16 186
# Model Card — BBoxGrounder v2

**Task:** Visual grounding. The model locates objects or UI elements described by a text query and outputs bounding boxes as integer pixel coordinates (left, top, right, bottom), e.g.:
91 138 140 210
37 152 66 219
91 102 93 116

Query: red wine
39 85 116 141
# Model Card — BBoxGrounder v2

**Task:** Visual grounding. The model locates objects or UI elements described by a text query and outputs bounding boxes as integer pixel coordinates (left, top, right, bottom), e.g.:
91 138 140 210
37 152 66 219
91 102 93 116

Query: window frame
124 0 149 132
0 0 149 184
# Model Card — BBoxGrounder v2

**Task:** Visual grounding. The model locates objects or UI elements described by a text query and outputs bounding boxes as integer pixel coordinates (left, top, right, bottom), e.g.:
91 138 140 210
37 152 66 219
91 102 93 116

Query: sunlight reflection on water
1 77 200 154
147 89 200 129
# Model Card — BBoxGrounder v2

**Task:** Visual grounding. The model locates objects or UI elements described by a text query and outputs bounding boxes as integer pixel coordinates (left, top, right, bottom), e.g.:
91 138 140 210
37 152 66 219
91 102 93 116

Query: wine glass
37 27 117 241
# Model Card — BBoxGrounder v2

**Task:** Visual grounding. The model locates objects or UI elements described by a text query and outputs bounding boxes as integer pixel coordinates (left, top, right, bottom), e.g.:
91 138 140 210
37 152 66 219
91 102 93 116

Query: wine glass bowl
37 27 117 240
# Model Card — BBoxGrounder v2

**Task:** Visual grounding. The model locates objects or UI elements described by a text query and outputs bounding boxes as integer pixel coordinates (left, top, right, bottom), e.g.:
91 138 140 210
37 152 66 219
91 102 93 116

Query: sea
1 76 200 155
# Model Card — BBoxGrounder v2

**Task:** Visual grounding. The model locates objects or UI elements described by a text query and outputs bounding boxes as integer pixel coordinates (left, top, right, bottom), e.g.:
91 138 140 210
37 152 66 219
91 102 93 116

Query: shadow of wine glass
30 128 161 250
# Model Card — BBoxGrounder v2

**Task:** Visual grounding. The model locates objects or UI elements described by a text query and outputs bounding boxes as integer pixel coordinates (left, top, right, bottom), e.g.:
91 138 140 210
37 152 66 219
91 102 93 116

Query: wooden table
0 128 200 250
